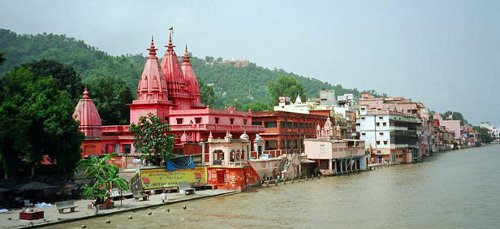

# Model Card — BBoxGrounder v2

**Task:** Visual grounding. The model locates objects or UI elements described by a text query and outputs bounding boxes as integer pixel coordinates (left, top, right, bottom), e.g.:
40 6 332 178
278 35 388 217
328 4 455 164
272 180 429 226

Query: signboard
140 167 207 190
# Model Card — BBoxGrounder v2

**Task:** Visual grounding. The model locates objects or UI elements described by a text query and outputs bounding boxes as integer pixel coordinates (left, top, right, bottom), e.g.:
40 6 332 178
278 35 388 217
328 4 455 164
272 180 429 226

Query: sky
0 0 499 126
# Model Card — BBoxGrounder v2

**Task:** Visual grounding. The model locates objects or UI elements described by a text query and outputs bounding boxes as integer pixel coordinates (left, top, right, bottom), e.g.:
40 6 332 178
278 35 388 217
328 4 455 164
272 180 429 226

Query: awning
300 159 316 164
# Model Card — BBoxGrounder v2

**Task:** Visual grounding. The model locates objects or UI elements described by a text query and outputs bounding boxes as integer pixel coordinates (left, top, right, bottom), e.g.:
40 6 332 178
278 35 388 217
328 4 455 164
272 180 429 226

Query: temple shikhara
74 33 263 161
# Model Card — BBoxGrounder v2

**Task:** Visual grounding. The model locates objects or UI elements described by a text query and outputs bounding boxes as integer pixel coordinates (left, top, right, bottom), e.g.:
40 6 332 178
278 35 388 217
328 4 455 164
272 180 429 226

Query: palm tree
76 154 128 204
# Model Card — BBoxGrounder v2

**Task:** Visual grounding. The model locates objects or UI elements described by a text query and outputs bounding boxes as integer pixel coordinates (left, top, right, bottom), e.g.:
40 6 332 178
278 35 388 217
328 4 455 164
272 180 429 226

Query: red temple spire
82 85 90 99
137 37 168 101
181 44 201 105
161 30 190 106
148 36 157 56
73 87 102 138
183 44 190 63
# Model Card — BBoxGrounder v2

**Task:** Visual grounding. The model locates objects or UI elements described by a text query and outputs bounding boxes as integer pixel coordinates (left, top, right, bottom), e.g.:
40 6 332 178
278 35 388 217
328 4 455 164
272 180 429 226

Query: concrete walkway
0 189 235 229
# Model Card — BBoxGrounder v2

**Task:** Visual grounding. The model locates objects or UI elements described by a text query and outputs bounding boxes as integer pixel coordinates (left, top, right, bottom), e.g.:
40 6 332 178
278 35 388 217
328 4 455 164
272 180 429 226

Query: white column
201 142 206 165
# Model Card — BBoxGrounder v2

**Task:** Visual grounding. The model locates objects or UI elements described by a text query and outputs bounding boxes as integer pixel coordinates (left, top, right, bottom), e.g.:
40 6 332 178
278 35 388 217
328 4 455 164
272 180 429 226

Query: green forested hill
0 29 366 108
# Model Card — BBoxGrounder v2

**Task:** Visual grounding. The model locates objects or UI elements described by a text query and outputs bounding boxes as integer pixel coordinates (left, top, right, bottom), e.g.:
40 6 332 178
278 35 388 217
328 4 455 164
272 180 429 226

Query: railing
169 124 264 132
102 125 130 132
390 144 409 149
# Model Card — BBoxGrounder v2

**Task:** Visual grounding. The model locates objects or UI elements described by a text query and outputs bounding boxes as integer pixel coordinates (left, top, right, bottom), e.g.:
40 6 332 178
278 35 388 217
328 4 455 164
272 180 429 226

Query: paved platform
0 189 235 229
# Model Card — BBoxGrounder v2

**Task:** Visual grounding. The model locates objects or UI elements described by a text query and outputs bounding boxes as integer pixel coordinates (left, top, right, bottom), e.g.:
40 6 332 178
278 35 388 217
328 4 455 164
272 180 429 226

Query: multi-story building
251 111 328 157
333 93 357 139
359 93 431 157
434 114 463 148
304 117 366 176
357 106 421 164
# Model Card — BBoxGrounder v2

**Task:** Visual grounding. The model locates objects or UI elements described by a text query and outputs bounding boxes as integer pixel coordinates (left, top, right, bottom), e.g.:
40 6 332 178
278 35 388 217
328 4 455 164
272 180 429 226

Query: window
215 117 219 124
195 117 202 124
383 122 387 126
252 121 262 126
383 141 388 145
243 119 247 125
265 140 277 150
287 122 292 128
300 123 303 129
379 116 383 120
377 150 382 154
122 144 131 154
362 132 366 136
376 141 380 145
361 117 365 120
293 122 298 128
379 132 384 136
360 107 366 111
376 122 380 127
264 121 277 128
176 118 183 124
230 118 234 125
280 122 285 128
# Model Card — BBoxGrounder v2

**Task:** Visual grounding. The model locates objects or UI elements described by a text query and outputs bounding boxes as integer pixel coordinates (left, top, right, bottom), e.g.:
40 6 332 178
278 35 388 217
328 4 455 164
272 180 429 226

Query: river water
54 144 500 228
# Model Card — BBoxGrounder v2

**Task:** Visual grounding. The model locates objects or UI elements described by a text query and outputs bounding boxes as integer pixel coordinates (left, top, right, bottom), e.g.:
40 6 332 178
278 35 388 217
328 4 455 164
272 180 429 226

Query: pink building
74 33 264 166
439 119 461 140
304 118 366 175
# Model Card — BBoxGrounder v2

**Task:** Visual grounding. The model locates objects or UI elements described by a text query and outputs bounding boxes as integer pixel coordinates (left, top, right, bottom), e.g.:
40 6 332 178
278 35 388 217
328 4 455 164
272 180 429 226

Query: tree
76 154 128 202
241 102 272 111
130 113 174 166
88 76 133 125
23 76 84 175
0 65 83 178
0 69 31 179
473 126 493 144
0 52 5 65
22 59 84 102
442 111 468 125
199 80 216 107
268 76 306 104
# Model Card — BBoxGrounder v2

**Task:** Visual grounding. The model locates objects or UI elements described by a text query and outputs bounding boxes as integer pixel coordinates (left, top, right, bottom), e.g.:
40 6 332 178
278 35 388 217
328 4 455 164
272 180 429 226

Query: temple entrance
216 170 225 183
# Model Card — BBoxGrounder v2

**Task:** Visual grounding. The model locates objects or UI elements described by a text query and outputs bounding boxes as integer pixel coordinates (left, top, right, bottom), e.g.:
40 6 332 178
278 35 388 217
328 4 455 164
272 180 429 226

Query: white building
274 96 310 114
356 106 420 164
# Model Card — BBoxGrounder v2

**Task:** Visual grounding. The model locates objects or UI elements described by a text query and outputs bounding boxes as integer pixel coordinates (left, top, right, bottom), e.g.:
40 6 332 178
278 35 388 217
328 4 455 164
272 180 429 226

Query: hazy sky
1 0 499 126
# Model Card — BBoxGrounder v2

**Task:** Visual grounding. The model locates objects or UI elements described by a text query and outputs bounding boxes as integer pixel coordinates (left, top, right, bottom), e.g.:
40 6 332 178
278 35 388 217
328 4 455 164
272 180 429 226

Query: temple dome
73 87 102 138
239 132 249 141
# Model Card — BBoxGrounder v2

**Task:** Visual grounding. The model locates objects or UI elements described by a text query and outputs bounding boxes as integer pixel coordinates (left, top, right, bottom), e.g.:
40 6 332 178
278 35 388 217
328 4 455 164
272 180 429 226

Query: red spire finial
148 36 157 56
183 44 190 63
167 29 175 51
83 85 90 99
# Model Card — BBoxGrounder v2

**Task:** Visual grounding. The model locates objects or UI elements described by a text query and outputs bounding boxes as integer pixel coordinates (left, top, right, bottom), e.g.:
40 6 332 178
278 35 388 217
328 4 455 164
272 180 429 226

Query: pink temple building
74 34 264 166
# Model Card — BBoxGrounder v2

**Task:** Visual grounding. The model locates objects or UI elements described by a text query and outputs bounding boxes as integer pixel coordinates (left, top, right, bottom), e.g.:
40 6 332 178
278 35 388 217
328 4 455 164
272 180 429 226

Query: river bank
1 145 495 228
46 144 500 228
0 189 235 229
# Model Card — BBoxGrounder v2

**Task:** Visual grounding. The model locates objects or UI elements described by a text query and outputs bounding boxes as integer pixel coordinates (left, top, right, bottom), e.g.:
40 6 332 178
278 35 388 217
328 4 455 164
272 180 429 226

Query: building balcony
389 126 408 131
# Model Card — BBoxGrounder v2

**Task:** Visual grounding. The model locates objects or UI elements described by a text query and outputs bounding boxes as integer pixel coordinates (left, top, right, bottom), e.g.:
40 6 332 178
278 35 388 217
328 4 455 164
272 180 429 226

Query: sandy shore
0 189 236 229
